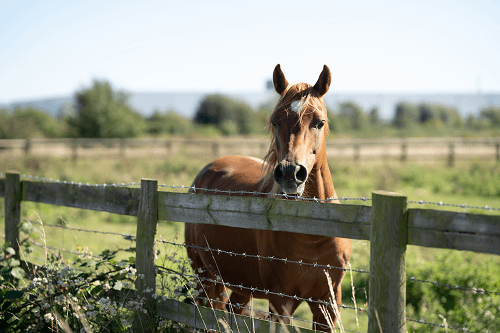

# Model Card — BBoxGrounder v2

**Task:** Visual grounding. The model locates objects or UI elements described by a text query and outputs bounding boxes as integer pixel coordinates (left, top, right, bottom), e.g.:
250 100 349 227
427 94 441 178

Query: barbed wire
158 239 500 300
407 318 477 333
408 199 500 212
155 286 356 333
28 240 103 260
33 221 136 241
157 239 368 274
158 287 363 333
3 172 500 210
407 276 500 296
159 184 371 203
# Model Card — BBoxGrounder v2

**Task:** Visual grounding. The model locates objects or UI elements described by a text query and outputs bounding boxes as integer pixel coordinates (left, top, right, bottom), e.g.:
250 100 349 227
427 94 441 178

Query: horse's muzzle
273 162 307 195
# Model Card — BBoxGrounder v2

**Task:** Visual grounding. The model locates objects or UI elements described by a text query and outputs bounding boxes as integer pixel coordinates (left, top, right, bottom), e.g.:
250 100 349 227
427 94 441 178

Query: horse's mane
259 82 329 192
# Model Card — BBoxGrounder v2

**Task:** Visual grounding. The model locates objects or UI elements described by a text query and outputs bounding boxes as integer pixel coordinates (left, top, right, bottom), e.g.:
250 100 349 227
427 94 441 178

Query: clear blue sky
1 0 499 103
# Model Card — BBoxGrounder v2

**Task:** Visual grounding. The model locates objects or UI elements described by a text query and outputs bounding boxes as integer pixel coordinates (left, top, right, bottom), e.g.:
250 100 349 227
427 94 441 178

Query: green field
1 154 500 332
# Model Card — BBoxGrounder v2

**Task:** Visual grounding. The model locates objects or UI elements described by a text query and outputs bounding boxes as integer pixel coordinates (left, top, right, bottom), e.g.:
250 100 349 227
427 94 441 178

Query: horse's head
263 64 331 197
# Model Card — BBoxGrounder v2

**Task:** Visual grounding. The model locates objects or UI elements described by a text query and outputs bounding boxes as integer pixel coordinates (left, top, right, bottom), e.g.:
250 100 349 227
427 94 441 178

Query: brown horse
185 64 351 331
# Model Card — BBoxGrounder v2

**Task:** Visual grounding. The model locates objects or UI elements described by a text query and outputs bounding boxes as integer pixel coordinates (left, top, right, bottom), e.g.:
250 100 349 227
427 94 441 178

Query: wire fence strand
3 172 500 210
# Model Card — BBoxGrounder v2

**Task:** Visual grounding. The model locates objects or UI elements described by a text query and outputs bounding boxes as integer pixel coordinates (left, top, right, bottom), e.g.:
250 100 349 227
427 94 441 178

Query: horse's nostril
295 165 307 183
273 165 284 182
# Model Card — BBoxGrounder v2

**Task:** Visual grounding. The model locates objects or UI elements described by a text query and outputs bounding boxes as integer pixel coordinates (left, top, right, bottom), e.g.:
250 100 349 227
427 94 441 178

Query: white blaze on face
290 100 305 113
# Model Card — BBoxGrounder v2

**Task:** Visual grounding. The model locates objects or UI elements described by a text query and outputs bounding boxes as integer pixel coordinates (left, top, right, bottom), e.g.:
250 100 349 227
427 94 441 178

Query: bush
406 251 500 332
147 109 193 135
194 94 256 135
67 80 146 138
393 101 419 129
0 106 66 139
0 220 199 332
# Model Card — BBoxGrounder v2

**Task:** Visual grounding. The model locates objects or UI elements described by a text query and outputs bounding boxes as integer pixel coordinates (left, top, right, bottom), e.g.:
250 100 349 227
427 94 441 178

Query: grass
1 153 500 332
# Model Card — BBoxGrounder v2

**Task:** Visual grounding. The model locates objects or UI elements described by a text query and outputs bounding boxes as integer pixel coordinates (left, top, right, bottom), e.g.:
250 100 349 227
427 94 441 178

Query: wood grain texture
134 179 158 331
5 172 21 253
368 191 407 333
157 297 316 333
21 181 140 216
158 191 372 240
0 178 5 197
408 208 500 255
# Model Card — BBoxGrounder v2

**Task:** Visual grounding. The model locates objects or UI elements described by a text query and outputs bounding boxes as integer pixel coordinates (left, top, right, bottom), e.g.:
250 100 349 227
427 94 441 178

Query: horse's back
190 155 270 194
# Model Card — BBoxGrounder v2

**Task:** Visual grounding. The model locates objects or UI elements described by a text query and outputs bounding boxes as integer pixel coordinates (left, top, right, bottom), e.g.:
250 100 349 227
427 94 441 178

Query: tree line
1 79 499 139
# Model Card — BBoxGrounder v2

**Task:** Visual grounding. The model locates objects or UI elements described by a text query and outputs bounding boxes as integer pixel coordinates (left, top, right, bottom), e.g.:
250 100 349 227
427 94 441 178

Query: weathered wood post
213 141 220 158
134 178 158 332
368 191 407 333
71 138 78 162
354 144 360 162
24 139 31 156
165 140 172 155
400 143 407 162
5 172 21 256
119 139 126 159
447 143 455 167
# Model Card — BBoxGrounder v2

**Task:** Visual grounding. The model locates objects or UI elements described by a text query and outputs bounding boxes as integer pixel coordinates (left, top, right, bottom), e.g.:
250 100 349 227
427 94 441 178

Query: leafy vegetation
1 155 499 332
1 79 499 139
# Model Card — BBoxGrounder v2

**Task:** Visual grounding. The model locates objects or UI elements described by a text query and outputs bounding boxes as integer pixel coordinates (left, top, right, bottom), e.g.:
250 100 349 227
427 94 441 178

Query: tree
194 94 255 135
338 101 367 130
368 106 381 127
147 109 192 135
393 101 418 129
479 105 500 127
67 80 145 138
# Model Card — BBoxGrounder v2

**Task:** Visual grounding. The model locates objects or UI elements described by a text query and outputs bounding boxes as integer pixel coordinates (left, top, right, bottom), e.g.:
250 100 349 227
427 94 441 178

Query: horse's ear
273 64 289 95
313 65 331 96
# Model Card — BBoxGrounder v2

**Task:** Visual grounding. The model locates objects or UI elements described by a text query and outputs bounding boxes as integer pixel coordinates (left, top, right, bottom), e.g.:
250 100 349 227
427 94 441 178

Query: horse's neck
305 155 338 203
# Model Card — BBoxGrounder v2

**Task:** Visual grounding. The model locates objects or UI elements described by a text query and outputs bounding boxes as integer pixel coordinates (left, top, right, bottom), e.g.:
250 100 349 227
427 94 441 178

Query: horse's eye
316 120 326 130
271 121 278 129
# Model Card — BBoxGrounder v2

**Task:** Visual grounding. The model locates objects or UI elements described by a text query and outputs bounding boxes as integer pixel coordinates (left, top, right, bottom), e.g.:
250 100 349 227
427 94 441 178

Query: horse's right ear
273 64 289 95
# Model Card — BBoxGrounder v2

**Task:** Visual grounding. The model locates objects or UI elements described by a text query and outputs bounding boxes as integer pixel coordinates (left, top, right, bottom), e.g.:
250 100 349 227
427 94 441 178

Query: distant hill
2 92 499 120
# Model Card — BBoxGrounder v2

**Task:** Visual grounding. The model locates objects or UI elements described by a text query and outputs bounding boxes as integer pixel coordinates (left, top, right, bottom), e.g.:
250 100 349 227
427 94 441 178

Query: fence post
212 141 220 157
400 143 407 162
71 139 78 162
5 172 21 256
134 178 158 332
119 139 126 159
368 190 407 333
496 143 499 162
447 143 454 167
354 144 360 162
24 139 31 156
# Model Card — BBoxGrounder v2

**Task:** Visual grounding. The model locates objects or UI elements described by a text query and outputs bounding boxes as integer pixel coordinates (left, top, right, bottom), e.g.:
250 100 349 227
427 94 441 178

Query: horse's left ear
313 65 331 96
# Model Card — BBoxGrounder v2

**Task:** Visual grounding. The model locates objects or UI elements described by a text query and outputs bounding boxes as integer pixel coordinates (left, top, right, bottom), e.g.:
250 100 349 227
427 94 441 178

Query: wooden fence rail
1 172 500 332
1 137 500 165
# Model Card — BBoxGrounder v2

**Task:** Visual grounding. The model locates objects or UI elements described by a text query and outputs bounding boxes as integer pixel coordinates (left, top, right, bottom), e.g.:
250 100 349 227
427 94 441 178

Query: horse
185 64 351 332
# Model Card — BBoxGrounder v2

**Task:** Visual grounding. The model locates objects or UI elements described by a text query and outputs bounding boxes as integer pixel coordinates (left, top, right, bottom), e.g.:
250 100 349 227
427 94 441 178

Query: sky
1 0 500 103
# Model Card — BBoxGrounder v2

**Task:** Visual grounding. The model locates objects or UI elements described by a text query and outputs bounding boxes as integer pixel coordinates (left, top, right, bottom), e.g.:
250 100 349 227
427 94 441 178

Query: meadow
1 153 500 332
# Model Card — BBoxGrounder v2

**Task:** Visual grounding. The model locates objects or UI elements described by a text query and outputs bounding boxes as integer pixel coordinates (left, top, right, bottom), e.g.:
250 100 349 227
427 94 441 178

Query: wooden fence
1 137 500 165
1 172 500 332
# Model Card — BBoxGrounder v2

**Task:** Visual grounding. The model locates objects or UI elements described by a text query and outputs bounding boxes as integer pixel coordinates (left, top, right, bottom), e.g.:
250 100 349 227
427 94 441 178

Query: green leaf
5 247 15 255
18 221 33 234
4 290 24 300
113 281 123 291
91 285 103 295
7 314 20 324
10 267 25 279
8 259 20 267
